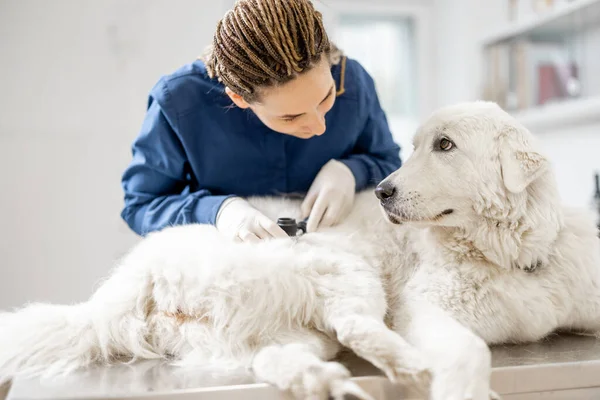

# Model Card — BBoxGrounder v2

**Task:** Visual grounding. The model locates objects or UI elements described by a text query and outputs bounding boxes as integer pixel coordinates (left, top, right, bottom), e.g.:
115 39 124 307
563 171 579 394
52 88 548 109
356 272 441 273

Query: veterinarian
120 0 402 242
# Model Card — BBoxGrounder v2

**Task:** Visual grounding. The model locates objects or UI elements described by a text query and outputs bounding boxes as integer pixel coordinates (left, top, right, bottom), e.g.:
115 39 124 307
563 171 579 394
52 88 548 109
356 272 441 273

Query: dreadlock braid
204 0 342 103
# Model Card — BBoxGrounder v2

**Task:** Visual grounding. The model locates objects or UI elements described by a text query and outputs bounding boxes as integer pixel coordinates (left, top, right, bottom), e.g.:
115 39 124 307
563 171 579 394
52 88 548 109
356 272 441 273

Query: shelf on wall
482 0 600 46
510 95 600 132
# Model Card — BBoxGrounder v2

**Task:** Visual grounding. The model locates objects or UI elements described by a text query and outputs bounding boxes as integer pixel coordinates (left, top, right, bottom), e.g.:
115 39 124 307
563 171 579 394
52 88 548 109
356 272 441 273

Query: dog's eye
439 138 454 151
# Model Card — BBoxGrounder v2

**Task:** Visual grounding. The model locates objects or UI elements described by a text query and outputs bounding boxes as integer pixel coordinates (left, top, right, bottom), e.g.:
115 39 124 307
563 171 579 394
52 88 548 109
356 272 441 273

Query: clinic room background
1 0 599 309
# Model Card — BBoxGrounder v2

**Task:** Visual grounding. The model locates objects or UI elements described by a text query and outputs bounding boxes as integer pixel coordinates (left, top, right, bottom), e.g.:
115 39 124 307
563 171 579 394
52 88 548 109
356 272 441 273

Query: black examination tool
277 218 307 237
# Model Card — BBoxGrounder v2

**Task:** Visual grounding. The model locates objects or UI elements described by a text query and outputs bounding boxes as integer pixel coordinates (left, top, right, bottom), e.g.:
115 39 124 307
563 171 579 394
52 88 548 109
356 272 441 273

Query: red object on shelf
538 64 560 105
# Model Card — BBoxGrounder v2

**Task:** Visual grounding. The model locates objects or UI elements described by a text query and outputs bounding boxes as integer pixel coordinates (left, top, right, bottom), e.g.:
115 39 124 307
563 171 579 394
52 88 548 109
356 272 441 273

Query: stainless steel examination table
5 333 600 400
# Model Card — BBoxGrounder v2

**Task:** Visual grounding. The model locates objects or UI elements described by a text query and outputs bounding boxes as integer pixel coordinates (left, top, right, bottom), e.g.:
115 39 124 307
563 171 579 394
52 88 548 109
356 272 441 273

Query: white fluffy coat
1 101 599 400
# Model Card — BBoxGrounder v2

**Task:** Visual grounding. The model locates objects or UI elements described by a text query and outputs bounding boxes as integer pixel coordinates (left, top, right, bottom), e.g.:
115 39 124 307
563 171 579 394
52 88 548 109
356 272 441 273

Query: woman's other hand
301 160 356 233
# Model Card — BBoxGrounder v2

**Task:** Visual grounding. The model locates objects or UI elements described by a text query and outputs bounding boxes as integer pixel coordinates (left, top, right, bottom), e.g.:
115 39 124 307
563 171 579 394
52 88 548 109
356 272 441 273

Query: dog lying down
1 101 599 400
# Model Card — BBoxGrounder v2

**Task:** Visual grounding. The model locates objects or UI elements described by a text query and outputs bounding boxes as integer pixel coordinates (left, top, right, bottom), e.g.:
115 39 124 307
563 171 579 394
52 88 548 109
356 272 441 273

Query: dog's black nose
375 182 396 201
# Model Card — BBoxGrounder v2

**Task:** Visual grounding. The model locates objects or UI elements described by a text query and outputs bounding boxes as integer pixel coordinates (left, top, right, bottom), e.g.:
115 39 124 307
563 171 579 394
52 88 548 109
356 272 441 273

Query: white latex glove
216 197 288 242
301 159 356 233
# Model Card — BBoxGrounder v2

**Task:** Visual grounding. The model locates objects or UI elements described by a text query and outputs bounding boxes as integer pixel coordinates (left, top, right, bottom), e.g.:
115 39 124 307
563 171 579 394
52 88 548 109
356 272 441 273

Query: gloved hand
301 159 356 233
216 197 288 242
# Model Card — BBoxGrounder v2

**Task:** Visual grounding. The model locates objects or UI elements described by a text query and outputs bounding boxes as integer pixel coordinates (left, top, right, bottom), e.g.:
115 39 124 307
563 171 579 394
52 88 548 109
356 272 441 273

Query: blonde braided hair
204 0 342 103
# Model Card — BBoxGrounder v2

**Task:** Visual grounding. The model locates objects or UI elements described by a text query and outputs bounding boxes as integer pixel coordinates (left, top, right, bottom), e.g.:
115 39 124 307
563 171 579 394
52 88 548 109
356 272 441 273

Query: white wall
0 0 233 309
538 123 600 210
431 0 508 108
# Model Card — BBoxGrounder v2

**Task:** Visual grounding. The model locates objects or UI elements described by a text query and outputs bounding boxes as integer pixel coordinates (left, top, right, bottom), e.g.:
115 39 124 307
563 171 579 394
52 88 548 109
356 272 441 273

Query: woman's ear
225 87 250 109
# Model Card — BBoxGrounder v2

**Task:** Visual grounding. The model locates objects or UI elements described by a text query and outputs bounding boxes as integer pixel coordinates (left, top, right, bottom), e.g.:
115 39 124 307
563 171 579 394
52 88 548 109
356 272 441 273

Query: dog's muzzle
375 182 403 224
375 181 397 204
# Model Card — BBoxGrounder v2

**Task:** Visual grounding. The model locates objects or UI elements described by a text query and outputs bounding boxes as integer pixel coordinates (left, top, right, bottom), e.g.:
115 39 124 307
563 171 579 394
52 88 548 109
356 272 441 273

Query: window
325 5 429 161
335 15 417 118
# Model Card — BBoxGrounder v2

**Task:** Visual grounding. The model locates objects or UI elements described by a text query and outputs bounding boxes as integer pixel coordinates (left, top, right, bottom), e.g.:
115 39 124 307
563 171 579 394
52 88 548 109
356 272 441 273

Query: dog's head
376 101 561 269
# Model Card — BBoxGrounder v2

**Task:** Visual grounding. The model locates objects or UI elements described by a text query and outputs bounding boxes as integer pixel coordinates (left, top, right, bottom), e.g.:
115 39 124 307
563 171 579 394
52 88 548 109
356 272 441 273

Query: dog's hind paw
289 361 373 400
381 347 432 387
390 364 432 390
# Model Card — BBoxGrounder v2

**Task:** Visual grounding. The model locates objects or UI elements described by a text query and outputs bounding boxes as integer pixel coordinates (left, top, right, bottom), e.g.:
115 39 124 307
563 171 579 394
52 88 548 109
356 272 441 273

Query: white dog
1 101 599 400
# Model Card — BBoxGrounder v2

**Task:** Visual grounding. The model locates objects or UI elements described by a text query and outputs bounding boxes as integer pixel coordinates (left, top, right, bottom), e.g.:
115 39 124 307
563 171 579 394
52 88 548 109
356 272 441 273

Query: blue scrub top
121 56 402 235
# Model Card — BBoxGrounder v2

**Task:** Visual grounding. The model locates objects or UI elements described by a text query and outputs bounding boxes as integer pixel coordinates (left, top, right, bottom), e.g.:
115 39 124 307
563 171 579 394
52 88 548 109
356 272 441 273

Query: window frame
319 0 436 120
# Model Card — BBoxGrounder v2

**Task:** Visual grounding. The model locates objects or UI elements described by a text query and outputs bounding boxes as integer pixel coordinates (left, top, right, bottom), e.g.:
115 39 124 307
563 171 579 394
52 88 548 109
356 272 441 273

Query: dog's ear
499 126 548 194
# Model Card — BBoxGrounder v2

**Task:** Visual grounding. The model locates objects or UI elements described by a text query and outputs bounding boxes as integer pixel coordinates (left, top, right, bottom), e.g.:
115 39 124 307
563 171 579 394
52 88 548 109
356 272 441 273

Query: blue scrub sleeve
120 99 230 236
338 70 402 191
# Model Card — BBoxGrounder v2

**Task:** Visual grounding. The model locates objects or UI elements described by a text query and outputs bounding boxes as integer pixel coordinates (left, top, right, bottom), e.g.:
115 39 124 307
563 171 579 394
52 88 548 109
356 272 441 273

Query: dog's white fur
1 101 599 400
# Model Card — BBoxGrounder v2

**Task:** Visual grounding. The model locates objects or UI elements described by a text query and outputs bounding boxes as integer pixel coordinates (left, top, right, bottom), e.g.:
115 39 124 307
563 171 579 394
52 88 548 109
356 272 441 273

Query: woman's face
226 57 336 139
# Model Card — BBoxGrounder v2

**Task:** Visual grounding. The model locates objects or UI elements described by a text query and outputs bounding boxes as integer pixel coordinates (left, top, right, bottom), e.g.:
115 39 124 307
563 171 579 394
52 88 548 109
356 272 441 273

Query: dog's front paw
289 361 374 400
429 336 492 400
